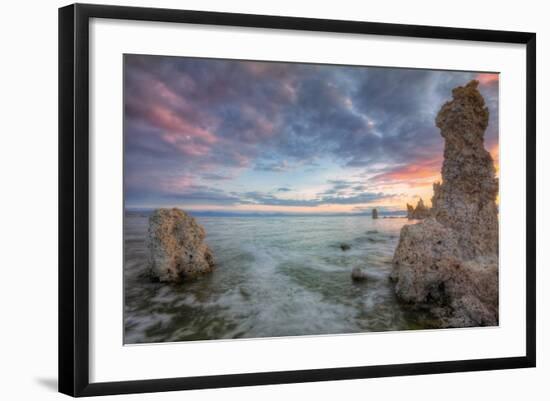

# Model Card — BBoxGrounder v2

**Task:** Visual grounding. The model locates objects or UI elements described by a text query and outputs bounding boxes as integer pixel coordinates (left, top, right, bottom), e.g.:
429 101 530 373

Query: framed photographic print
58 3 536 397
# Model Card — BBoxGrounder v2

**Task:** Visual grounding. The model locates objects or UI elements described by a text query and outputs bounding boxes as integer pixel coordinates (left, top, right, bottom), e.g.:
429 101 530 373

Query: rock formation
406 198 430 220
406 204 414 218
372 208 379 219
340 243 351 251
431 80 499 257
351 267 369 282
147 208 215 283
392 81 499 327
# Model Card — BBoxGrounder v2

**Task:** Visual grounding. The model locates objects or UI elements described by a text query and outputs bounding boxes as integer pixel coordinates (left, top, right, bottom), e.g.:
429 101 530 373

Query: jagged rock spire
431 80 498 257
391 80 499 327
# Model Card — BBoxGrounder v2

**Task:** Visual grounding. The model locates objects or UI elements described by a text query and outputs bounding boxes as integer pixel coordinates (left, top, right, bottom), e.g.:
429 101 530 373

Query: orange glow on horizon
476 73 499 86
173 202 403 214
372 160 441 183
139 143 500 214
489 143 499 175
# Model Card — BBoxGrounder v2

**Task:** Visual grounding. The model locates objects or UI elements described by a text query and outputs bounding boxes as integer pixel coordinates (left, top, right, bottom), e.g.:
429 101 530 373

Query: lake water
124 213 433 344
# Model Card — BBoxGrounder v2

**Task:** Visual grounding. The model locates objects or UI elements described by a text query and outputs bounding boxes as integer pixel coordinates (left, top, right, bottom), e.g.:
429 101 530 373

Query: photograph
0 0 543 399
123 55 500 344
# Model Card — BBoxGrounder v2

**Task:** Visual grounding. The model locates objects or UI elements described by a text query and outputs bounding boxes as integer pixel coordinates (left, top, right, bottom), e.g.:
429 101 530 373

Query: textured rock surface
406 198 430 220
147 208 215 283
372 208 379 219
406 204 415 219
431 81 499 257
392 81 499 327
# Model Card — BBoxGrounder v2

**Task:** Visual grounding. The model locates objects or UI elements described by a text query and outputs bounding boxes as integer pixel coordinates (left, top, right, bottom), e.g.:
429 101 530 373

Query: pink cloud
158 174 194 192
476 73 499 86
371 157 442 184
148 106 217 143
240 105 276 139
143 104 220 157
161 133 212 157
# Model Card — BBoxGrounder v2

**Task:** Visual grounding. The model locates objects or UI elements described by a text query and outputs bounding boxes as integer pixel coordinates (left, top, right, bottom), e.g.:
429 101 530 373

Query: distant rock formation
372 208 379 219
406 198 430 220
392 81 499 327
147 208 215 283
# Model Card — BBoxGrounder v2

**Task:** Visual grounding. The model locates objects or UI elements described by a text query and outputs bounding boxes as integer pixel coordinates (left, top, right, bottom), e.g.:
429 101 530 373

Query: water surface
124 213 431 344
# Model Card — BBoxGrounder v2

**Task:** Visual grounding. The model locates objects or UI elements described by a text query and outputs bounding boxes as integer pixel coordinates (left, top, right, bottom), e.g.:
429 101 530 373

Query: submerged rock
406 198 430 220
392 81 499 327
147 208 215 283
372 208 379 219
351 267 369 282
340 243 351 251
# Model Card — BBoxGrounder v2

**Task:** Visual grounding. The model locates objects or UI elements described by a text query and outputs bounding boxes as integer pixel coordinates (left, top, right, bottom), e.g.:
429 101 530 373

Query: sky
124 54 499 215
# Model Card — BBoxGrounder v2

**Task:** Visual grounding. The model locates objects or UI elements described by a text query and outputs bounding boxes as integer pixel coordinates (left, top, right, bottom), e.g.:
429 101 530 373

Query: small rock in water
340 243 351 251
371 208 379 219
239 287 251 300
351 267 369 282
147 208 215 283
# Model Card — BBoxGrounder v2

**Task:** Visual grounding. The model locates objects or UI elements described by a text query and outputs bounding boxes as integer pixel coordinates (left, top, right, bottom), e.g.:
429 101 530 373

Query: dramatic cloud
124 54 499 212
127 178 396 209
237 189 395 207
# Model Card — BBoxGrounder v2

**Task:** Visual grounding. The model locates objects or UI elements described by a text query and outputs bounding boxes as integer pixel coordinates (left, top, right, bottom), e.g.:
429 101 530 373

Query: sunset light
124 56 499 215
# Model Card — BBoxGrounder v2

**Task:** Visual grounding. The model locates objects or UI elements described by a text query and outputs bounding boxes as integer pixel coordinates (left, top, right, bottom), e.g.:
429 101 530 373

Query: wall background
0 0 546 399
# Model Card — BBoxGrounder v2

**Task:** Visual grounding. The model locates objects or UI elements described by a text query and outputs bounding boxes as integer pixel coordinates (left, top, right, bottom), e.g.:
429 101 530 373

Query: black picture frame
59 3 536 397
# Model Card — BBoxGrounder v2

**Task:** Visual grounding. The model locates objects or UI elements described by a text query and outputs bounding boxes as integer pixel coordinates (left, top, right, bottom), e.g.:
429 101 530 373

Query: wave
124 214 416 343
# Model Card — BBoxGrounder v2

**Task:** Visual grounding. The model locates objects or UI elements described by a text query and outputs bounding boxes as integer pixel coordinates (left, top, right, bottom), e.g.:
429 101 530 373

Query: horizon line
124 207 407 217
